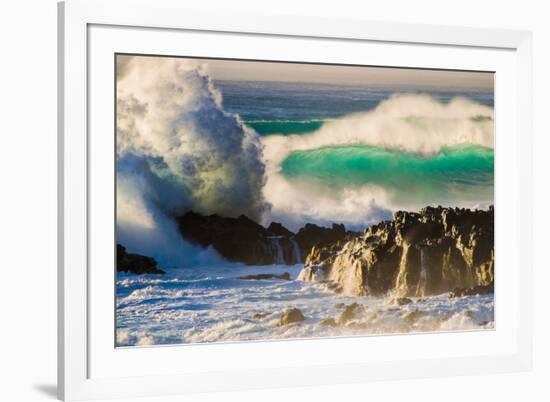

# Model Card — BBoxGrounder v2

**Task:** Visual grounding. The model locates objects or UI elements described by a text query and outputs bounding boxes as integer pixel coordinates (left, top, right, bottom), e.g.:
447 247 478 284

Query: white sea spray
116 264 494 346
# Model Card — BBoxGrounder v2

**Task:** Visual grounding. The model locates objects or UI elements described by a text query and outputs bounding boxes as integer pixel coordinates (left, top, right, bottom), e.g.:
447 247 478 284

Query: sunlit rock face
298 206 494 297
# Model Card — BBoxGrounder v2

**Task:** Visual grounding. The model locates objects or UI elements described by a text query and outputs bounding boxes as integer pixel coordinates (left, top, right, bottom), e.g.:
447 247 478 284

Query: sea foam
116 264 494 346
116 56 268 266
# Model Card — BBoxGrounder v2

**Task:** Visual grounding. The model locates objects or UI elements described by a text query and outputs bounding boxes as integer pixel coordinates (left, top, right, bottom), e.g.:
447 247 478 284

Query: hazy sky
201 58 493 90
118 55 494 90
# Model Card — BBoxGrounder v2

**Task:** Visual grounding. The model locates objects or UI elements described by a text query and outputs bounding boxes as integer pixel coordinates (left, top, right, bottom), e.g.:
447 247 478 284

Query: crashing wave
116 56 269 266
261 94 494 230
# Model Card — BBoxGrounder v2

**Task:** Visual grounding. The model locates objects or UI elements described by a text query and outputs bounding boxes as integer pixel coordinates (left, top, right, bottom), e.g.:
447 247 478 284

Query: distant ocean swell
244 120 325 135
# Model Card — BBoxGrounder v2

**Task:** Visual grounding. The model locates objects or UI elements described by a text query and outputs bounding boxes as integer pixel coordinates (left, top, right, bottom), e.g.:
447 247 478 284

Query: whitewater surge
116 264 494 346
116 56 269 266
260 94 494 230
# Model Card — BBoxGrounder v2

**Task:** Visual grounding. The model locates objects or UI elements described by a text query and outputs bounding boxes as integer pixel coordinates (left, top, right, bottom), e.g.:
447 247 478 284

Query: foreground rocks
449 283 494 298
317 303 367 328
294 223 348 261
239 272 291 281
177 211 350 265
251 312 271 320
338 303 365 324
277 308 305 326
116 244 165 275
319 318 338 327
298 206 494 297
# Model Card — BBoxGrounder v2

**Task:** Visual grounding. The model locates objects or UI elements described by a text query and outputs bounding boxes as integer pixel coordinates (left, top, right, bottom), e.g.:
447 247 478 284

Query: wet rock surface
239 272 291 281
177 211 352 265
449 283 494 298
117 244 165 275
393 297 413 306
338 302 366 324
319 318 338 327
298 206 494 297
277 308 306 326
251 312 271 320
294 223 349 260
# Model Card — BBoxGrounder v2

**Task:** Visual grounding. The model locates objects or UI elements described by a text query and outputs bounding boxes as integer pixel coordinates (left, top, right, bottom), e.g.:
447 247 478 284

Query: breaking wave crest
261 94 494 229
262 93 494 164
116 56 269 266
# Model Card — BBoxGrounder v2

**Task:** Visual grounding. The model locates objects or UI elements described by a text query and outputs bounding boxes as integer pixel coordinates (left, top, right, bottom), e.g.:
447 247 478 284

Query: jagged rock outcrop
267 222 294 237
338 303 366 324
449 283 494 298
177 211 350 265
239 272 291 281
295 223 348 258
117 244 165 275
298 206 494 297
277 308 305 326
177 212 298 265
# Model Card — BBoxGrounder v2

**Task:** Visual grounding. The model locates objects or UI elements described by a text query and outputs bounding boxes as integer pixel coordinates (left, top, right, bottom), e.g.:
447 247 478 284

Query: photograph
115 54 495 347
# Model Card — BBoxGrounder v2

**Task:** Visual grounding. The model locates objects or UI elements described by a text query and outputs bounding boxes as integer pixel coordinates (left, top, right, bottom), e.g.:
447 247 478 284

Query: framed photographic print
58 0 533 400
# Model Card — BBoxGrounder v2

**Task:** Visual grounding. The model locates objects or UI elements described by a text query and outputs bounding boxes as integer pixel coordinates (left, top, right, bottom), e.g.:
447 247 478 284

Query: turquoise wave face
281 144 494 206
245 120 324 136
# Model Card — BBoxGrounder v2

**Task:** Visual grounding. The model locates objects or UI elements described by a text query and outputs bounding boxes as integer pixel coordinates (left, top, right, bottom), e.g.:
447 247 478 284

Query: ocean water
218 80 495 217
216 81 494 133
116 72 495 346
282 144 494 205
116 264 494 346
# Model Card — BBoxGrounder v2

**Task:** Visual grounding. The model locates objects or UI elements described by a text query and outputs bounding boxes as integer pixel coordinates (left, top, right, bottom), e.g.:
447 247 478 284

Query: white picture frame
58 0 533 400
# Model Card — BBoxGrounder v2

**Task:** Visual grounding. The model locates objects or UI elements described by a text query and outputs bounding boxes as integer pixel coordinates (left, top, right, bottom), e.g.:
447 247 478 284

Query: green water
281 144 494 205
245 120 325 135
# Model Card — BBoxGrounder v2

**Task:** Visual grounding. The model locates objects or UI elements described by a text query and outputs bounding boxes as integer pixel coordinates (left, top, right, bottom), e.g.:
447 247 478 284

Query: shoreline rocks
239 272 291 281
177 211 351 265
319 318 338 327
298 206 494 298
116 244 165 275
277 308 305 326
449 283 494 298
251 312 271 320
338 302 366 324
295 223 348 260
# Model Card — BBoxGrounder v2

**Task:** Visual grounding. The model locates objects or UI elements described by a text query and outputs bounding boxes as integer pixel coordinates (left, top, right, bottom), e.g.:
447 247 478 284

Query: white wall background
0 0 547 401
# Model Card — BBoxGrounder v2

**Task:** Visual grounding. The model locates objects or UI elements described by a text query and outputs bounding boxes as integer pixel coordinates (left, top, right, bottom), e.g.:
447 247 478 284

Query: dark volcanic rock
449 283 494 298
267 222 294 237
117 244 165 275
295 223 348 258
239 272 291 281
298 206 494 297
277 308 305 326
177 211 353 265
177 211 301 265
394 297 413 306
